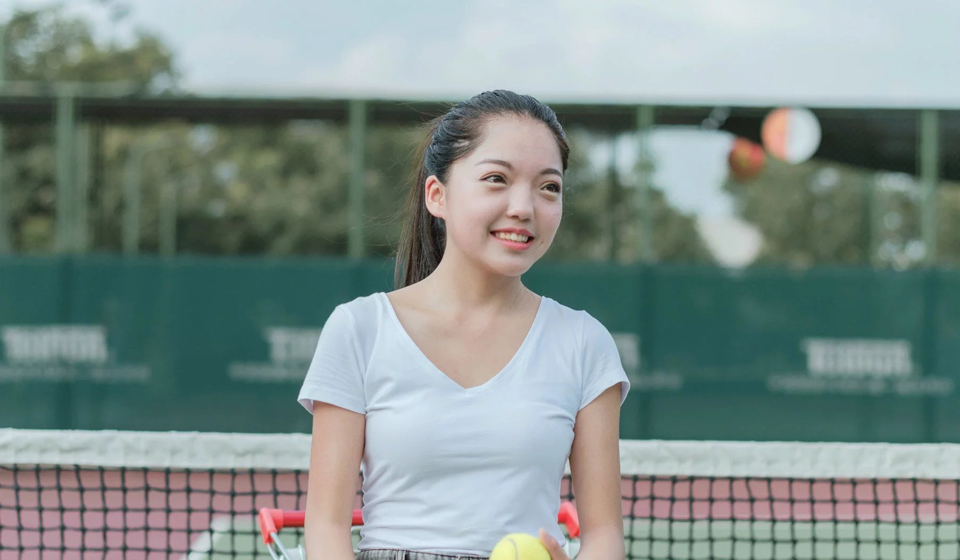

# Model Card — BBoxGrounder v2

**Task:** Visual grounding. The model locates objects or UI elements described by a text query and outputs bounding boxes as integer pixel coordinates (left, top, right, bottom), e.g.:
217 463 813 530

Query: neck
422 248 531 312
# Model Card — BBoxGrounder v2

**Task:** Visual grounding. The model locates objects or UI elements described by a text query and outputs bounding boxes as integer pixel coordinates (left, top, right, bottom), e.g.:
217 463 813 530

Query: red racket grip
558 502 580 538
258 508 363 544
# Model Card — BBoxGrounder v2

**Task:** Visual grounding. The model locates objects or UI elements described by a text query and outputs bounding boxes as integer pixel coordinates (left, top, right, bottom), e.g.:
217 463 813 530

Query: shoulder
540 297 613 343
539 298 621 370
539 298 628 405
330 292 387 324
319 293 391 349
315 293 389 368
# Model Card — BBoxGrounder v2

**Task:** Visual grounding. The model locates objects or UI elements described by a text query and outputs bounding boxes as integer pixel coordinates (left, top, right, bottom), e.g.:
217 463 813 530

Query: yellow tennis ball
490 533 551 560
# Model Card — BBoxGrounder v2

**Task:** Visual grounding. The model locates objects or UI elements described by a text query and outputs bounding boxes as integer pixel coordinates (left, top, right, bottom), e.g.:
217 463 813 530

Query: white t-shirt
297 292 629 556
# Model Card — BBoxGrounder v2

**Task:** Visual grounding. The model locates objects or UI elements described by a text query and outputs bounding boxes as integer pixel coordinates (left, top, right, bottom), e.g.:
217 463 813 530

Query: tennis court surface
2 429 958 559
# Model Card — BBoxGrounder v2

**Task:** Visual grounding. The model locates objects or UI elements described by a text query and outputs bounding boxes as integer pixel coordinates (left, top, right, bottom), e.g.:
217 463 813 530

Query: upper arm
570 311 629 537
305 400 365 526
569 385 623 538
299 303 370 529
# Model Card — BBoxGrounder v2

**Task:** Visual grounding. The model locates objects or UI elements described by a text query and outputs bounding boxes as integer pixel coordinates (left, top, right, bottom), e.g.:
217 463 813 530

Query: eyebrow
476 158 563 178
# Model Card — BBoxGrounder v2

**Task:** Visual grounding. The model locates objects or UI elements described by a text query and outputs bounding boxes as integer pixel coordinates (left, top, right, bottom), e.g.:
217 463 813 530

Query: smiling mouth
492 231 533 243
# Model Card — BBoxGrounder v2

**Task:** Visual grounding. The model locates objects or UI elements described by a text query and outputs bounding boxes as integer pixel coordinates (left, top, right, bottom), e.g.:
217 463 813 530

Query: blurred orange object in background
728 137 766 181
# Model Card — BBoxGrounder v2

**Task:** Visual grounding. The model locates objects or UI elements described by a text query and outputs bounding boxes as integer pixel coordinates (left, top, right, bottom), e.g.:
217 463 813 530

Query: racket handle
558 502 580 538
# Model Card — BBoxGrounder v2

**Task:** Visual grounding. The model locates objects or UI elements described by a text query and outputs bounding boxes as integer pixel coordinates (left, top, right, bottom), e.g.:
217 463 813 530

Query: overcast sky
3 0 958 107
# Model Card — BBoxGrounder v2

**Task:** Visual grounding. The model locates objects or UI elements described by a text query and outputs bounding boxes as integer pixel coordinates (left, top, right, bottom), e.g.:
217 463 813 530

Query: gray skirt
356 549 489 560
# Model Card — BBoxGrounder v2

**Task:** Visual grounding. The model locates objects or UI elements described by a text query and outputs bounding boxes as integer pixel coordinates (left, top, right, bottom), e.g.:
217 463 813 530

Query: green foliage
937 184 960 266
2 6 177 252
549 129 712 263
723 158 872 267
1 5 712 262
363 125 424 258
722 154 960 268
3 7 176 87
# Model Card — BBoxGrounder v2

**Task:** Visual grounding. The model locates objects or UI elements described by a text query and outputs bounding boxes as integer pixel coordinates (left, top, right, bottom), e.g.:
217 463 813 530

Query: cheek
539 201 563 237
445 197 499 240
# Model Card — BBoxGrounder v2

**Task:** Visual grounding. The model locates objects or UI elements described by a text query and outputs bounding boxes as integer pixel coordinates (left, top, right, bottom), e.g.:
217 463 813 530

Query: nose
506 185 534 221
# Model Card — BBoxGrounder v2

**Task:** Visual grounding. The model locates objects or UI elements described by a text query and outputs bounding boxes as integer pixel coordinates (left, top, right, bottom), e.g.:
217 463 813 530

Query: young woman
298 90 629 560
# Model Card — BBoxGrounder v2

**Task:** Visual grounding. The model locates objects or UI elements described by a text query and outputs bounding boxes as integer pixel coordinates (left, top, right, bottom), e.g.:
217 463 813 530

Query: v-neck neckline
378 291 547 394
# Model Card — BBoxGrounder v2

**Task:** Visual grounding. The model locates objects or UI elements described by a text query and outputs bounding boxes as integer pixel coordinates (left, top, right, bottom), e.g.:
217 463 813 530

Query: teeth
495 232 530 243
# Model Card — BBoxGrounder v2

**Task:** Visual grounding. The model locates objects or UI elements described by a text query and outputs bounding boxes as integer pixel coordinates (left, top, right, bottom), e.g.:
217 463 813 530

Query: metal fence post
55 85 77 253
75 123 91 252
919 109 940 264
0 24 8 253
348 99 367 259
123 143 168 255
636 105 655 263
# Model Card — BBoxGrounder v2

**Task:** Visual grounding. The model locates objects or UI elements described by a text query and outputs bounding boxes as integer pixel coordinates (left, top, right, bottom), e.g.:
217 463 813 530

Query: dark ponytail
394 90 569 288
395 117 447 289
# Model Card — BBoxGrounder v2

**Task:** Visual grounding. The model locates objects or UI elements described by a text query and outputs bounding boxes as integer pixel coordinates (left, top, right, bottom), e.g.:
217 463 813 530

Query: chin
481 256 540 278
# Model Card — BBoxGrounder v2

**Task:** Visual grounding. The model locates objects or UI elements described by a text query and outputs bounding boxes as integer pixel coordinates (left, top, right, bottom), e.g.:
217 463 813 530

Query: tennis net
1 428 959 559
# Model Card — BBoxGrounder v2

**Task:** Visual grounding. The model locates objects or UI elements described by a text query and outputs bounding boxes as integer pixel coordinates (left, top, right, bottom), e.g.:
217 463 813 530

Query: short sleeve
297 305 366 415
579 313 631 411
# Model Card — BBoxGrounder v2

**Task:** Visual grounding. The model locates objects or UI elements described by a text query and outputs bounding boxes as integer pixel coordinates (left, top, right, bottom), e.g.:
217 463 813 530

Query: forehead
465 115 563 170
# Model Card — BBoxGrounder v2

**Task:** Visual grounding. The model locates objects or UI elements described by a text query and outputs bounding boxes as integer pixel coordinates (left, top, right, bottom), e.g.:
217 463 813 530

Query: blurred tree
363 125 424 258
4 9 174 86
175 123 350 255
180 123 714 262
939 185 960 267
3 5 177 251
550 129 712 263
1 6 712 262
721 156 960 268
722 158 872 267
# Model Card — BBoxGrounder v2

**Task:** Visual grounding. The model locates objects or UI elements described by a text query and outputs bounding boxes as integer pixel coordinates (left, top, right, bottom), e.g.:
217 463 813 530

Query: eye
483 173 506 184
542 182 562 194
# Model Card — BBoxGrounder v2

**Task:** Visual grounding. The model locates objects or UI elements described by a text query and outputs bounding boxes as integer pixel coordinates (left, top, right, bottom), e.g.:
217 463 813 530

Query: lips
490 228 535 251
492 231 532 243
490 228 535 244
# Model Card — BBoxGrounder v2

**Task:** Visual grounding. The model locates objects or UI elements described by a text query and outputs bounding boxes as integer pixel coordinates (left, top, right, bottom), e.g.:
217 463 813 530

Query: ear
424 175 446 219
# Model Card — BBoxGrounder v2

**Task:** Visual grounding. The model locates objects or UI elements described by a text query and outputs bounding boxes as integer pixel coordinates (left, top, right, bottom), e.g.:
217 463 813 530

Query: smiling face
424 115 564 278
